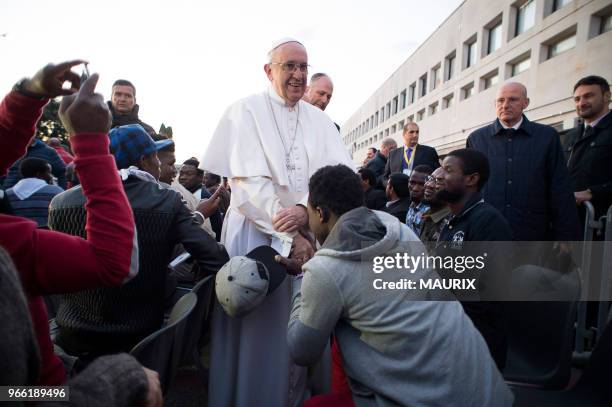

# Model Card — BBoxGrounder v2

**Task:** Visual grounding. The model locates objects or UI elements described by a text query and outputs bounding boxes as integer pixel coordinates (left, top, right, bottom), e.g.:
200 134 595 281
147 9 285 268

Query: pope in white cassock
201 39 354 407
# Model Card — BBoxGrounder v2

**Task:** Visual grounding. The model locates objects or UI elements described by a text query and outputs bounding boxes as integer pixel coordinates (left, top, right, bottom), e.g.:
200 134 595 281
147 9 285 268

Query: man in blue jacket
2 138 67 189
466 82 580 242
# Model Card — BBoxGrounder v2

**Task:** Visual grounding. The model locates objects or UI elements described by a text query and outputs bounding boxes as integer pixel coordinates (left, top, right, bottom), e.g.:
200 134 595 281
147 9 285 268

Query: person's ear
603 90 611 104
466 173 480 189
264 64 273 81
137 155 148 172
318 206 330 223
523 97 530 110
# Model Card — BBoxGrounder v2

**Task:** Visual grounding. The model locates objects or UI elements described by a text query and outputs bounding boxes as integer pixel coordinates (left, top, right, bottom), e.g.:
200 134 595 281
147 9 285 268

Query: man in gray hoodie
287 164 513 407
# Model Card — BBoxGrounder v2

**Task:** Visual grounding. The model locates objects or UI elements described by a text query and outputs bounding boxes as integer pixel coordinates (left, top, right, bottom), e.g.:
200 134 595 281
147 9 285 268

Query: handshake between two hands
21 60 112 137
272 205 316 275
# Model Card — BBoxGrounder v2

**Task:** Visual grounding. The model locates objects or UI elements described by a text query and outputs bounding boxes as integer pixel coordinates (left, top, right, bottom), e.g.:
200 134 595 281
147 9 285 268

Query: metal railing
596 205 612 341
574 202 611 356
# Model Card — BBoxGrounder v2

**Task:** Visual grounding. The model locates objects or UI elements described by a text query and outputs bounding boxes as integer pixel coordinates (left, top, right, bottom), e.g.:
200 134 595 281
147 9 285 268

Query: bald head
497 82 527 98
304 73 334 111
495 82 530 127
379 137 398 157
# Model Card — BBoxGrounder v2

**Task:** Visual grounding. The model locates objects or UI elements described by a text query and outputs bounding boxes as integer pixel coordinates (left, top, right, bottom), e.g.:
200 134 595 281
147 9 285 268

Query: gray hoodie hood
319 207 402 261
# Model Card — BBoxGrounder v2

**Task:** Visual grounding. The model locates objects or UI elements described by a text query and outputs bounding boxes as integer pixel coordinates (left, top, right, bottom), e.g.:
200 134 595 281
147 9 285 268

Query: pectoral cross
285 156 296 171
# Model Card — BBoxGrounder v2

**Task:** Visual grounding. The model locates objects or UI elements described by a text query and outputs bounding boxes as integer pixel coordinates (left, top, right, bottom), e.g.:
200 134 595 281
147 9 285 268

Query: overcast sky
0 0 462 161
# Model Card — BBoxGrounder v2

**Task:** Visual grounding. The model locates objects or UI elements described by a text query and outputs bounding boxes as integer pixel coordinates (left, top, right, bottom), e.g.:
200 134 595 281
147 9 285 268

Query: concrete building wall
342 0 612 164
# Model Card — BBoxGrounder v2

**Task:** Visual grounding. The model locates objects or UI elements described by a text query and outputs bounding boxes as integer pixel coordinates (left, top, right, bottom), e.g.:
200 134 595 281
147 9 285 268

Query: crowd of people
0 36 610 407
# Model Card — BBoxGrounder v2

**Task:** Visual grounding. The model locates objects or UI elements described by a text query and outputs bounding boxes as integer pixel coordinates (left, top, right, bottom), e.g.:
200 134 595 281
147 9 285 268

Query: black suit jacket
365 152 388 186
383 144 440 182
364 187 387 210
382 198 411 223
565 112 612 218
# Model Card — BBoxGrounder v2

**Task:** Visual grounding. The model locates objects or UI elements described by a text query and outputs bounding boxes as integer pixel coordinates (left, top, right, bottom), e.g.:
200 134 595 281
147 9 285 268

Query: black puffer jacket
48 176 229 356
107 101 156 136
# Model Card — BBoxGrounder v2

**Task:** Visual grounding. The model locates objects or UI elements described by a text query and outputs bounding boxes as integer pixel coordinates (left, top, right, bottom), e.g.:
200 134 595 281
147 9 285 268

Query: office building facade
342 0 612 163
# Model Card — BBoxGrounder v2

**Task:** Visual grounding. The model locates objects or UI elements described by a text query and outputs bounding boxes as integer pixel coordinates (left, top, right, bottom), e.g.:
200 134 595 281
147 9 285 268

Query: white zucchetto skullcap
268 37 303 54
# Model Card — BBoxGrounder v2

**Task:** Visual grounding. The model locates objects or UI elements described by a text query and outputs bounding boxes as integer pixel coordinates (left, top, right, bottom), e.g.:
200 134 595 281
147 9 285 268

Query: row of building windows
344 0 612 147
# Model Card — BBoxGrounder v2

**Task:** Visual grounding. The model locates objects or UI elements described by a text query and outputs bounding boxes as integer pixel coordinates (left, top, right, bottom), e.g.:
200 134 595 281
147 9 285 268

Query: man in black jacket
358 167 387 210
107 79 156 136
467 82 580 242
435 148 513 370
49 124 229 362
383 172 411 222
383 122 440 184
365 137 396 186
566 75 612 220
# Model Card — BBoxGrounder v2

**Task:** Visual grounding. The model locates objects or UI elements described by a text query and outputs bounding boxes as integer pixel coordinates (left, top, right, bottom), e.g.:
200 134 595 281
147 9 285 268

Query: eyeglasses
270 62 310 73
425 175 445 185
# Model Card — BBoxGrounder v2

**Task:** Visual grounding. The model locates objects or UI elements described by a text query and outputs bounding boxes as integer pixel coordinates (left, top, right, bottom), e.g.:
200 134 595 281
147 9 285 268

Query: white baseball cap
215 246 287 318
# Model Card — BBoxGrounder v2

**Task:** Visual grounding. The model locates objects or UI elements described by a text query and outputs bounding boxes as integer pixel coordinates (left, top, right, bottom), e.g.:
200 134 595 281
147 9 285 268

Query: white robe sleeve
230 176 295 249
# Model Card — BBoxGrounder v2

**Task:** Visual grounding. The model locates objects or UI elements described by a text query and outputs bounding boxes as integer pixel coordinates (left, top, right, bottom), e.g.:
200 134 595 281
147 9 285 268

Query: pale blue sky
0 0 462 161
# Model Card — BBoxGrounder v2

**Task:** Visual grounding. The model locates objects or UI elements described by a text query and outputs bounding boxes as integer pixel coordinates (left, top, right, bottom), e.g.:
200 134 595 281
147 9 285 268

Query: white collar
500 117 523 130
585 110 610 128
11 178 49 200
268 86 299 110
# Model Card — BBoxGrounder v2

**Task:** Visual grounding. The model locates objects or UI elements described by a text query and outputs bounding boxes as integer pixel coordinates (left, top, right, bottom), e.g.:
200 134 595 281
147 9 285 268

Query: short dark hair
19 157 50 178
412 165 433 175
309 165 364 218
112 79 136 95
448 148 490 190
573 75 610 94
205 172 221 184
151 133 175 153
368 147 377 153
388 173 410 198
182 158 203 176
358 168 377 186
310 73 330 83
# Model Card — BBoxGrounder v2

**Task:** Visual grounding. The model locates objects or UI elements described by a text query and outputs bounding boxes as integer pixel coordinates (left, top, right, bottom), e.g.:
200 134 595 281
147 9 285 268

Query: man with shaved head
304 72 334 111
202 38 353 407
366 137 397 185
467 82 580 242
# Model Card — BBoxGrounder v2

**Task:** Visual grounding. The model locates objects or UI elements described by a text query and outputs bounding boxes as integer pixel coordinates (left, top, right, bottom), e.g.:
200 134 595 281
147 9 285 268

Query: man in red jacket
0 60 159 404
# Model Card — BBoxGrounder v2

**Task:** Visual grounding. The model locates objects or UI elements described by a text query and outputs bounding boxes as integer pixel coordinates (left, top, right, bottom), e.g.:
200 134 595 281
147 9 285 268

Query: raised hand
196 186 224 218
23 60 86 98
58 73 112 136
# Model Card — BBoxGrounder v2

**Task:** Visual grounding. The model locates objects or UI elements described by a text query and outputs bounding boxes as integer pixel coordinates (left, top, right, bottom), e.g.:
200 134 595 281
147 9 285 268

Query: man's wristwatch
13 78 47 100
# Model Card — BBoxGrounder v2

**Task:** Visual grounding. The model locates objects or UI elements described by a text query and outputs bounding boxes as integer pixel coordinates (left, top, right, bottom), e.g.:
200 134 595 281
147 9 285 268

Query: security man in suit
383 122 440 184
566 75 612 221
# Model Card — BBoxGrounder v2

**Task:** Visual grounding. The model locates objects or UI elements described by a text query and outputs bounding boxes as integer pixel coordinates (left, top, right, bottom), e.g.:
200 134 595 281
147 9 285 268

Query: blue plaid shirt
406 201 430 236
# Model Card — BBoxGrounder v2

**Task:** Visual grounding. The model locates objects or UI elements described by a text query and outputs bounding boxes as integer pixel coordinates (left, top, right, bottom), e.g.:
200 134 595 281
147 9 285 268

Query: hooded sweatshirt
288 206 513 407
